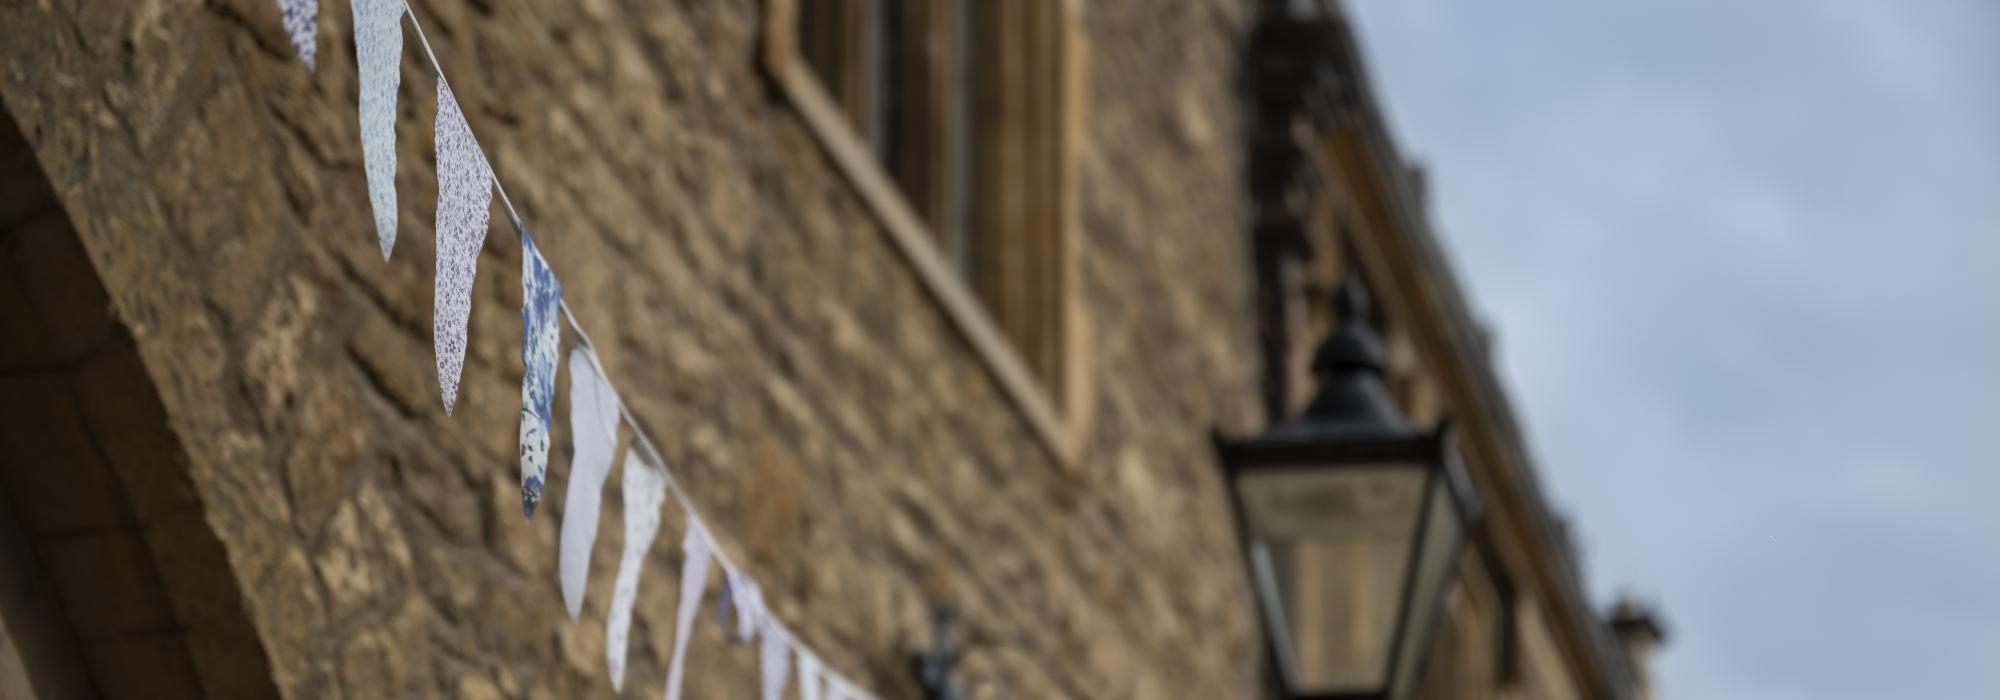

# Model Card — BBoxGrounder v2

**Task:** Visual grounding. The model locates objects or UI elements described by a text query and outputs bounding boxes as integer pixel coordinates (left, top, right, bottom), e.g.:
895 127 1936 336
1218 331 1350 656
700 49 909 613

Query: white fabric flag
720 572 764 643
559 347 621 620
432 76 494 414
276 0 317 70
759 619 791 700
665 521 713 700
607 449 666 691
352 0 404 258
797 651 824 700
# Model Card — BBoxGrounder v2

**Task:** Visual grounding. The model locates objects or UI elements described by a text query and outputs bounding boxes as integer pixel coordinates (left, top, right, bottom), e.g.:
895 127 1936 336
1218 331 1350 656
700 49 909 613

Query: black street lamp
1214 278 1480 700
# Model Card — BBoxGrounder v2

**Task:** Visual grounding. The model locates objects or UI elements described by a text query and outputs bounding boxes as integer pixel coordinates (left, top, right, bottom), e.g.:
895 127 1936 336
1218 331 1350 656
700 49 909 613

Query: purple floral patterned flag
517 226 562 518
760 619 791 700
353 0 404 258
432 77 493 414
276 0 317 70
608 449 666 691
560 346 622 620
665 520 714 700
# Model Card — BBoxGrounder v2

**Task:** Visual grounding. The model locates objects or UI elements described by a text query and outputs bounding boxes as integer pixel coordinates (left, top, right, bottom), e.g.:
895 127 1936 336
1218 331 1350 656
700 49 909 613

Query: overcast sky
1342 1 2000 698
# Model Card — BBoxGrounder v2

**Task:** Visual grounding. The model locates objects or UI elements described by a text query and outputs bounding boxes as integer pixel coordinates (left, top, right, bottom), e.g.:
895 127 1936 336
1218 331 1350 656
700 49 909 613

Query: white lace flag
432 77 494 414
665 521 714 700
352 0 404 258
759 619 791 700
797 651 824 700
559 347 621 620
607 449 666 691
275 0 317 70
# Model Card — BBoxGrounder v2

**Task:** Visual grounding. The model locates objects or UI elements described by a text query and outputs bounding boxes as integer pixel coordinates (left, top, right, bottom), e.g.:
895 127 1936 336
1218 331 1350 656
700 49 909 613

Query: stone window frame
762 0 1093 463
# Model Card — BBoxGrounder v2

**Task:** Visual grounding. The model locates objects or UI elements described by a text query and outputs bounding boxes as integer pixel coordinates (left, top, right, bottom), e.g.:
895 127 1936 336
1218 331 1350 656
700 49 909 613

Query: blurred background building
0 0 1660 697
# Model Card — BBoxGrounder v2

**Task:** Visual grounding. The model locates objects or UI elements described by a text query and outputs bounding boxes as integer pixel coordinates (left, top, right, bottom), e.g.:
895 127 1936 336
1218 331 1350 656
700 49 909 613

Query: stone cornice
1309 7 1635 699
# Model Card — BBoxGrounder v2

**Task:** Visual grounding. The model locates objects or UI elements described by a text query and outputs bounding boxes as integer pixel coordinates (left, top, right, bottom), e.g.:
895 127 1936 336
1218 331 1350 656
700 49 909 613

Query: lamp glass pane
1233 463 1426 694
1387 474 1466 699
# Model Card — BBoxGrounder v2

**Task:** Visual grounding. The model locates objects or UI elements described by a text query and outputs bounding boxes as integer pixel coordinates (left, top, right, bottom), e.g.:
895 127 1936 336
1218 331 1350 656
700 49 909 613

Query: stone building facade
0 0 1657 698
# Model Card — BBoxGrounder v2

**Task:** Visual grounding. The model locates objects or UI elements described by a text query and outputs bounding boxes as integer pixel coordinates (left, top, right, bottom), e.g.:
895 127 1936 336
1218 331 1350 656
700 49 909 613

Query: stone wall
0 0 1266 697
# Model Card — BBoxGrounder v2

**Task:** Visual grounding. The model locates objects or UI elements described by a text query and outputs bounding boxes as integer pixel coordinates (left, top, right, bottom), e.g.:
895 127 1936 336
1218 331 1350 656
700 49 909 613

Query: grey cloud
1346 1 2000 698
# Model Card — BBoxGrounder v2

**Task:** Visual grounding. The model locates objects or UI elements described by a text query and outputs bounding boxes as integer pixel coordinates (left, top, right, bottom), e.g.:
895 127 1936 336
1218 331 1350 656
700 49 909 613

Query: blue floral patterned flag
433 77 493 414
517 226 562 518
353 0 404 258
276 0 317 70
608 448 666 691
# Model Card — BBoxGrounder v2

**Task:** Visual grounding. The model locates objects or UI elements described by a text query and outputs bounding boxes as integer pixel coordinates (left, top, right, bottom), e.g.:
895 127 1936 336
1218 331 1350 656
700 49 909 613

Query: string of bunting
279 2 880 698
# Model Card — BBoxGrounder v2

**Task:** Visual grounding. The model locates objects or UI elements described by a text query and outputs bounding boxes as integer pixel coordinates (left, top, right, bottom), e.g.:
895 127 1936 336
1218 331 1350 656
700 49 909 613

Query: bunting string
281 2 889 697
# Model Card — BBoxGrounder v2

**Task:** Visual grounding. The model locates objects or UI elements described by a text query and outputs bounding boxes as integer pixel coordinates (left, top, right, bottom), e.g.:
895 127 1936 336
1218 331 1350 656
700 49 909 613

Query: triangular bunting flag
433 76 494 414
353 0 404 258
560 346 622 619
716 576 735 635
798 650 824 700
276 0 318 70
517 227 562 518
760 619 792 700
721 573 764 644
273 2 893 694
607 449 667 691
665 520 714 700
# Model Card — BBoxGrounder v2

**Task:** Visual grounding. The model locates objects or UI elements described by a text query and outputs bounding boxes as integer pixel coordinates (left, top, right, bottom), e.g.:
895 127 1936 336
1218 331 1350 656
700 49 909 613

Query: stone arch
0 107 279 699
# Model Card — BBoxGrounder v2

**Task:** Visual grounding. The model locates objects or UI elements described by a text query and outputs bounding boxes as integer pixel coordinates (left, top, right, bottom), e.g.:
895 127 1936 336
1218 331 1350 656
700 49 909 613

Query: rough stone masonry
0 0 1273 697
